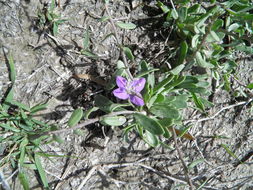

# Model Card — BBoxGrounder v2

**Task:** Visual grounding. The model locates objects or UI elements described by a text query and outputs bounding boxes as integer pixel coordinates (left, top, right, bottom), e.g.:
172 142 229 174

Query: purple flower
113 76 146 106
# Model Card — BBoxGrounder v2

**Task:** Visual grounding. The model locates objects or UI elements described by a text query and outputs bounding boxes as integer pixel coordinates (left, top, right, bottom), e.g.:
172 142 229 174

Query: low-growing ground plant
37 0 66 36
0 54 61 190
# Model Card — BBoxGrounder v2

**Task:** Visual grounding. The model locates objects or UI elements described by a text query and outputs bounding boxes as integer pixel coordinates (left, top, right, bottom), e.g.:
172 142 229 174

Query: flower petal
116 76 127 88
113 88 129 100
131 78 146 92
130 94 144 106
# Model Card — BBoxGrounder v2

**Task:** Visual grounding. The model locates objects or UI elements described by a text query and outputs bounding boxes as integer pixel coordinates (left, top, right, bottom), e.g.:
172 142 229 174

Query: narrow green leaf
0 123 20 132
84 107 99 119
191 93 205 112
19 138 28 166
116 22 136 30
153 75 174 93
5 100 30 112
34 154 49 188
188 159 205 169
100 116 126 126
30 102 48 113
80 50 98 59
170 64 185 75
68 108 83 127
134 113 164 135
7 54 16 83
83 30 90 50
99 16 110 22
136 68 159 78
221 144 240 161
3 87 14 110
53 22 58 36
196 178 209 190
18 172 30 190
50 0 55 12
177 41 188 65
123 47 134 61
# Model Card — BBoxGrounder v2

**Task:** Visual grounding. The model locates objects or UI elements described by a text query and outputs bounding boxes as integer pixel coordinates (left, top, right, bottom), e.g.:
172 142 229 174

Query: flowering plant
113 76 146 106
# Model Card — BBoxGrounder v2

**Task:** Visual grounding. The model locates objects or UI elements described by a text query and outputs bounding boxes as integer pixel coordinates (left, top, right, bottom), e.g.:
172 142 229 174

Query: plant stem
105 3 134 80
47 110 136 135
171 127 194 190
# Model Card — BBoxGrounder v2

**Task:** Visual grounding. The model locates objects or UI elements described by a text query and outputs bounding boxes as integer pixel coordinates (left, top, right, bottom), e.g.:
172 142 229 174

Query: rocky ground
0 0 252 189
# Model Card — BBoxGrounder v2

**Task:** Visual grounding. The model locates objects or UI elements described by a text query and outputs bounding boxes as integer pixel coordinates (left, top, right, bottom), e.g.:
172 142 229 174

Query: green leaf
171 9 179 19
170 64 185 75
177 40 188 66
19 138 28 166
221 144 240 161
50 0 55 12
153 75 174 93
0 123 20 132
171 95 188 109
178 7 188 22
150 105 180 119
53 22 58 36
246 83 253 89
136 68 159 78
80 50 98 59
84 107 99 119
188 159 205 169
191 34 199 48
158 118 173 138
188 4 200 14
212 19 224 31
83 30 90 50
166 75 186 88
123 47 134 61
134 113 164 135
195 52 214 68
94 95 125 113
18 172 30 190
191 93 205 112
68 108 83 127
6 100 31 112
143 130 159 147
34 154 49 188
3 87 14 110
7 54 16 83
99 16 110 22
116 22 136 30
228 23 240 32
210 31 220 41
157 1 170 13
30 102 48 113
100 116 126 126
